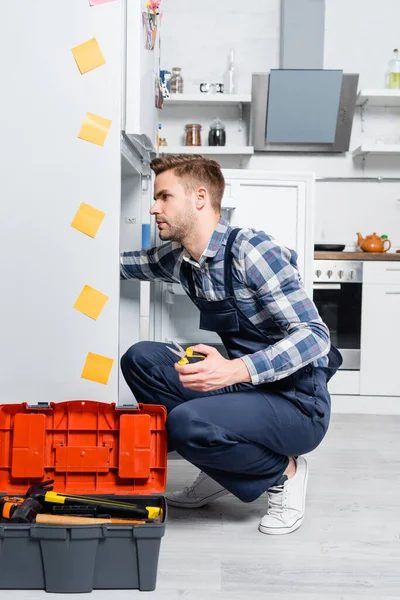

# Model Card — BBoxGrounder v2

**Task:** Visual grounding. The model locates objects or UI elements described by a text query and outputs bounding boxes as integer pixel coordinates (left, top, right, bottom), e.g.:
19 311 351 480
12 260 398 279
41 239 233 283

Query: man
120 154 342 535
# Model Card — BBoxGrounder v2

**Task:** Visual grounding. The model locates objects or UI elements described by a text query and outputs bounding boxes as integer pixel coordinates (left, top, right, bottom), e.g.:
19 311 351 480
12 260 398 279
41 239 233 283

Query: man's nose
150 201 160 215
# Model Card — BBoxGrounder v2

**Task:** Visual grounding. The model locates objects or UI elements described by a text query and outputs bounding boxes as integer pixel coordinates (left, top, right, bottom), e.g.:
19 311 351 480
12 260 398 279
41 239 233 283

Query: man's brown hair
150 154 225 213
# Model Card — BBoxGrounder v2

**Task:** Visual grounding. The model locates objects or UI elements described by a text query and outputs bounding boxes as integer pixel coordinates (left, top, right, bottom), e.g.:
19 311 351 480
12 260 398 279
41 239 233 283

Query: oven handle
313 283 342 290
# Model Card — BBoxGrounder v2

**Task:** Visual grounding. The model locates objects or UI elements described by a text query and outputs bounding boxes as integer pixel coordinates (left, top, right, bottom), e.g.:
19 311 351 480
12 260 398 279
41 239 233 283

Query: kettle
356 232 391 253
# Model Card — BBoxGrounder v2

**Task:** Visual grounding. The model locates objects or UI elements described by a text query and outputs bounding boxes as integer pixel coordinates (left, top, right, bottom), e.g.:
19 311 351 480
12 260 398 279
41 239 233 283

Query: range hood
251 70 359 153
250 0 359 153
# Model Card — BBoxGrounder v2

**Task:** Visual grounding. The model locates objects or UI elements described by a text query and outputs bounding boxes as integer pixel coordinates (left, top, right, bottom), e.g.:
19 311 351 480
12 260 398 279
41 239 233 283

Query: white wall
160 0 400 250
0 0 122 404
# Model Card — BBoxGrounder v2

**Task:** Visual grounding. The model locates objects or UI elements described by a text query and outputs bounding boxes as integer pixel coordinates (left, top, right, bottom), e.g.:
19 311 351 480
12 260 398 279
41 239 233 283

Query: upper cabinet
123 0 159 146
223 170 315 297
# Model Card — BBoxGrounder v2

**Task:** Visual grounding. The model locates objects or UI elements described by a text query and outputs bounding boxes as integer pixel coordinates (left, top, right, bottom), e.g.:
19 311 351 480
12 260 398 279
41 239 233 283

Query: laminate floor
2 414 400 600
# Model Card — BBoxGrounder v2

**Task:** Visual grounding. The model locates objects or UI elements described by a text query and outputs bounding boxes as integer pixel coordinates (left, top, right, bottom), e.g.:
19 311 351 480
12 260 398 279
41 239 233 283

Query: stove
314 260 363 283
313 260 363 370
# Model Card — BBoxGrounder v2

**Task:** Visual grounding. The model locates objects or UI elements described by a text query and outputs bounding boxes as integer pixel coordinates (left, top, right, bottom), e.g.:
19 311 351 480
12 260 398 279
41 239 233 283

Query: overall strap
182 258 197 298
224 228 241 296
182 227 241 299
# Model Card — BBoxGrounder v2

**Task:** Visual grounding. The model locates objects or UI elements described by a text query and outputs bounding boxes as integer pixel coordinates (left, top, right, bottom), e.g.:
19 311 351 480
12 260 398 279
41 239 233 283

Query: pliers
166 341 207 365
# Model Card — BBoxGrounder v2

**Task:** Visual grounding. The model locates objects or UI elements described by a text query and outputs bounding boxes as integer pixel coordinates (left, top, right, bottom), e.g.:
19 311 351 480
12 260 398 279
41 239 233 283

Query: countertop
314 251 400 261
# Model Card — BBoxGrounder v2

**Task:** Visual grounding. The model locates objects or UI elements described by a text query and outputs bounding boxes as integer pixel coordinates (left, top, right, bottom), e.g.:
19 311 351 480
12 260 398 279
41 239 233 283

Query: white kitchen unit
0 0 160 406
0 0 123 405
150 170 315 348
119 0 160 404
360 262 400 397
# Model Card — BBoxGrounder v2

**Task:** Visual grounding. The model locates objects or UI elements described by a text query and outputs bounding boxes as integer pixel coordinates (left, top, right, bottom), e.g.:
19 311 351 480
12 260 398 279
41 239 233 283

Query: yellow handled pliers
166 341 207 366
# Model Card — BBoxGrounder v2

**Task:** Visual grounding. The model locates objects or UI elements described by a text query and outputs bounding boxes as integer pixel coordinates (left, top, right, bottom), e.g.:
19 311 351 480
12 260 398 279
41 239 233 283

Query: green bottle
388 49 400 89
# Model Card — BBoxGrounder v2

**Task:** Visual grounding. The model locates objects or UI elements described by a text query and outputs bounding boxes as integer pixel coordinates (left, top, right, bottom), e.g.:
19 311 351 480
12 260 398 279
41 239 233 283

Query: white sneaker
259 456 309 535
166 471 229 508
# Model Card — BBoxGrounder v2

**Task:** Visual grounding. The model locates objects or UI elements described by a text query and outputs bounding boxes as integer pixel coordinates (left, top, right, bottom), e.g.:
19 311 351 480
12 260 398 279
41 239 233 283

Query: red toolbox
0 400 167 593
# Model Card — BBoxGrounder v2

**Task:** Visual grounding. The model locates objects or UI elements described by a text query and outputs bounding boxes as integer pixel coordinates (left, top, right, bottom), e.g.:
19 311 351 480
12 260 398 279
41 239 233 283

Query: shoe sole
166 489 229 508
258 515 304 535
258 457 309 535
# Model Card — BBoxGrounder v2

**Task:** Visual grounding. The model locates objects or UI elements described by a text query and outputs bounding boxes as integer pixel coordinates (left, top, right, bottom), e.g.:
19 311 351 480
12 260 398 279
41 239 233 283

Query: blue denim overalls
121 228 342 502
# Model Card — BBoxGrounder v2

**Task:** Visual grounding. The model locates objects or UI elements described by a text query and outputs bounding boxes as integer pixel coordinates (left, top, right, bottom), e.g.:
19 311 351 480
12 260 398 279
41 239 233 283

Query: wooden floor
3 414 400 599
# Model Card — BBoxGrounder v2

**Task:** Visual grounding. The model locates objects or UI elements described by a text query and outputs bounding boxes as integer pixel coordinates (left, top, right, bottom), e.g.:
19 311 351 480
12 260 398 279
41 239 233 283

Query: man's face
150 170 196 243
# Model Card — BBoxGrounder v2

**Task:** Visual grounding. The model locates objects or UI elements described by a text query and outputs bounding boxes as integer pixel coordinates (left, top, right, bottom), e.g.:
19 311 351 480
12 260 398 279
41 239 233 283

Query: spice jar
185 124 202 146
208 118 226 146
170 67 184 94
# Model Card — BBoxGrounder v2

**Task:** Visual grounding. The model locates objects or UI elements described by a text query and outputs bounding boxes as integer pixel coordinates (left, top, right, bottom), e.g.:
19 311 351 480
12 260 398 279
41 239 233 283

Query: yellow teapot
356 232 391 253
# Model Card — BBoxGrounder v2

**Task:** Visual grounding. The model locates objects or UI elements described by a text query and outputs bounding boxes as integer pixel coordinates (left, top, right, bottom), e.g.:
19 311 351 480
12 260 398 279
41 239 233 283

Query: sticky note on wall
78 112 112 146
74 285 108 320
71 202 105 238
81 352 114 385
71 38 106 75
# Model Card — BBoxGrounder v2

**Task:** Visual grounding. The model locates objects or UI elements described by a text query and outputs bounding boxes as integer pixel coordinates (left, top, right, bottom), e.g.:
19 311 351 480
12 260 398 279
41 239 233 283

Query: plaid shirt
120 217 330 385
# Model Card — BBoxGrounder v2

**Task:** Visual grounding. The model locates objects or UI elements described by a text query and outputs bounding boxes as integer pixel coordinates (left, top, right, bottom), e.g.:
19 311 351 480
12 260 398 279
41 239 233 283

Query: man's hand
174 344 251 392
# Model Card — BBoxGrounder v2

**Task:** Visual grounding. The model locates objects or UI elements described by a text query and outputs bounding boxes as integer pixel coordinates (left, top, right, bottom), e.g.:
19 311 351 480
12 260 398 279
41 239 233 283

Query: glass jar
185 124 202 146
208 118 226 146
170 67 184 94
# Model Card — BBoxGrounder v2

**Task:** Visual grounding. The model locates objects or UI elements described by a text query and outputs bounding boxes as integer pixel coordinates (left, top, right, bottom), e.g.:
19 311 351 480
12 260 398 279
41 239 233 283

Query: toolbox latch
28 402 50 409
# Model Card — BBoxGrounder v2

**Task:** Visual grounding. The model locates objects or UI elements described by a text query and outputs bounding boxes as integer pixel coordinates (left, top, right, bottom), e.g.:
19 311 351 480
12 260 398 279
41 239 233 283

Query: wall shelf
353 144 400 158
356 89 400 107
163 93 251 105
159 145 254 156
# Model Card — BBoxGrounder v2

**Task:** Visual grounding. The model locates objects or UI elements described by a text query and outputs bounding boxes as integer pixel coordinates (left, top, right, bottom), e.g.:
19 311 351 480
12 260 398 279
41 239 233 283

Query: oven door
313 281 362 370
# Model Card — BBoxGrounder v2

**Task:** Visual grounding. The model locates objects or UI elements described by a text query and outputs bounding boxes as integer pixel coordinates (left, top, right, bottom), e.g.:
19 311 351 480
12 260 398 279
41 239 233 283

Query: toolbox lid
0 400 167 496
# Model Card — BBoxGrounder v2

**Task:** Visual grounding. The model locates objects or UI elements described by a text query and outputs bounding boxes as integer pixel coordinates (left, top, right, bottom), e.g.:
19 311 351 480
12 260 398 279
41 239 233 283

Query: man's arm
238 234 330 385
120 241 183 283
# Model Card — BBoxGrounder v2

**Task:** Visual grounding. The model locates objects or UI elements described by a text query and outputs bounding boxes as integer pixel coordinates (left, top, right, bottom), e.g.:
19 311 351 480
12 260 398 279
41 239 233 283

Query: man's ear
195 186 207 209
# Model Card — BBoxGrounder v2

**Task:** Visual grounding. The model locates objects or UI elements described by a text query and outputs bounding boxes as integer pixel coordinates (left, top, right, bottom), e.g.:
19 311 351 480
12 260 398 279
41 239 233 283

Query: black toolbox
0 400 167 593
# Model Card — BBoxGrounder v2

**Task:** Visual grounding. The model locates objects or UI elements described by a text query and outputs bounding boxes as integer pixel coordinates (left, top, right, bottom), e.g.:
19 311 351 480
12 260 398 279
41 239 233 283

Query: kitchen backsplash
314 182 400 251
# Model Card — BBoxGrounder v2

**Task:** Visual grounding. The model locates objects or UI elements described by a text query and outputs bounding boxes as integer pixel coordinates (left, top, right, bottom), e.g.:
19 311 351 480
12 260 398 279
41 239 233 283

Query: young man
120 154 342 535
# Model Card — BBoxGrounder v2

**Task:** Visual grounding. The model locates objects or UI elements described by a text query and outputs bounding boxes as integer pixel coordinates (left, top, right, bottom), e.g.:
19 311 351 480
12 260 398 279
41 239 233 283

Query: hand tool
35 514 147 526
0 480 53 522
166 341 207 365
24 480 162 520
0 496 23 519
49 505 159 521
0 496 43 522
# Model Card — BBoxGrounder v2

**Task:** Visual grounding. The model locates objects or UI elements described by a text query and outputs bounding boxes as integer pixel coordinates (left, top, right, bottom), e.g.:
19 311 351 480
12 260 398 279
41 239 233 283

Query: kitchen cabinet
152 170 315 346
360 262 400 396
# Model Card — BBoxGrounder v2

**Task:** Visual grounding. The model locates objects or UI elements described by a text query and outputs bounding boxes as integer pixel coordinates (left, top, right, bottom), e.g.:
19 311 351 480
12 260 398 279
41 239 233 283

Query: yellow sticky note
73 285 108 320
78 112 112 146
81 352 114 385
71 202 105 238
71 38 106 74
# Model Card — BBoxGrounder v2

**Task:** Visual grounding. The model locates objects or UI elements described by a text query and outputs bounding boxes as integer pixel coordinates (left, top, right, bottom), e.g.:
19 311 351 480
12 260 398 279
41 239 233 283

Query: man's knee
167 404 218 450
120 341 155 373
167 404 196 447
